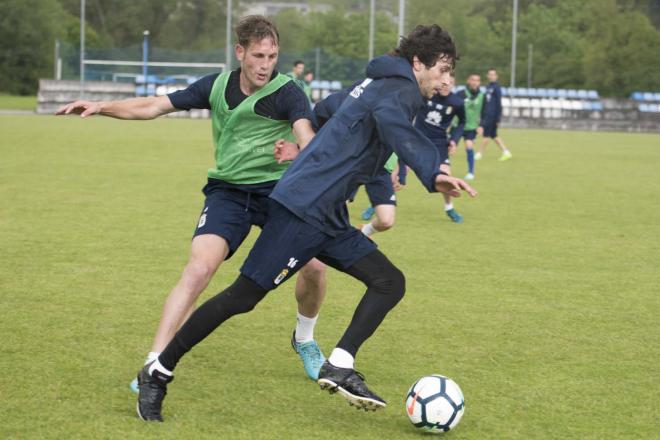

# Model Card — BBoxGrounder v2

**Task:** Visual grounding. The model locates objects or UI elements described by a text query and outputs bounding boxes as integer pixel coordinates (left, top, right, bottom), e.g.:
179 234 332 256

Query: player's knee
299 259 326 282
377 215 395 230
183 260 216 287
371 265 406 301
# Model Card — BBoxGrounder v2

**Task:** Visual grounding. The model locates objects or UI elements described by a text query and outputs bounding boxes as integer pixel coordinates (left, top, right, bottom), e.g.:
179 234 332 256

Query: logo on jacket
425 110 442 126
349 78 373 98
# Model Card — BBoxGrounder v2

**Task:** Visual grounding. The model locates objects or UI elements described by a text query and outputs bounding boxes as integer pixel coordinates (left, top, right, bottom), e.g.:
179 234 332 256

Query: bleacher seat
570 100 583 110
577 90 588 99
310 80 320 89
567 89 578 99
557 89 567 98
587 90 599 99
643 92 654 101
319 80 331 90
631 92 643 101
537 88 548 98
547 89 559 98
330 81 342 90
654 93 660 101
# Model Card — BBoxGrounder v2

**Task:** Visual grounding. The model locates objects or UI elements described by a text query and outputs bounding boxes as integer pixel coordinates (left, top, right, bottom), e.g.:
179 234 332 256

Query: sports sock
295 312 318 343
149 358 173 378
361 222 376 237
145 351 160 366
466 149 475 174
444 203 454 211
329 348 354 369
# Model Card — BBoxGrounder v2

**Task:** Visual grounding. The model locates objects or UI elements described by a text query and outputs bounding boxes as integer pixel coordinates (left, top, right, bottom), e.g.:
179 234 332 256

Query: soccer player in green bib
453 73 484 180
56 16 328 412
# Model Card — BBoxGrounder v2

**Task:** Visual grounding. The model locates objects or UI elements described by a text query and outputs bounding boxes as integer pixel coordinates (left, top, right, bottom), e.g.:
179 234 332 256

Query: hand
391 172 404 192
55 100 102 117
448 141 457 156
434 174 477 198
476 126 483 136
273 139 300 164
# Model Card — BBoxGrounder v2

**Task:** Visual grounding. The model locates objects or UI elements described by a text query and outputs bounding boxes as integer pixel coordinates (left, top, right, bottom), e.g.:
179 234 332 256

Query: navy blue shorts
462 129 477 141
241 200 378 290
482 120 498 138
193 182 271 259
430 137 450 166
365 171 396 206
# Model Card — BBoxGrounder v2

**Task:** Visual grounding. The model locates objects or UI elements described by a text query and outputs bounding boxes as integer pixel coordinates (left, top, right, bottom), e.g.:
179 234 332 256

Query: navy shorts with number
482 120 498 138
193 180 272 259
462 129 477 141
241 200 377 290
365 171 396 206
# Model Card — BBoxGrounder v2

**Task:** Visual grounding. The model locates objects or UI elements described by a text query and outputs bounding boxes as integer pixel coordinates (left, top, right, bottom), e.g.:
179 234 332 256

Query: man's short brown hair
235 15 280 47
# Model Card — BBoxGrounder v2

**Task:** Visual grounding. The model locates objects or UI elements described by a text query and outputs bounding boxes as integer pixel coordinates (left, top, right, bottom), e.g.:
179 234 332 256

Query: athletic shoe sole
317 378 386 411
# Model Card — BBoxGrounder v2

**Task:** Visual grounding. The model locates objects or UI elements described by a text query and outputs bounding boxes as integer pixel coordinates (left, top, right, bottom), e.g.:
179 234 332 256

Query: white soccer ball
405 375 465 434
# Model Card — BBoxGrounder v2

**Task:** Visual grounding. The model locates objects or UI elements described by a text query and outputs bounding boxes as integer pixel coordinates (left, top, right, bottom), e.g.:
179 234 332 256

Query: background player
453 73 484 179
136 24 476 421
414 73 467 223
56 16 328 395
476 68 512 161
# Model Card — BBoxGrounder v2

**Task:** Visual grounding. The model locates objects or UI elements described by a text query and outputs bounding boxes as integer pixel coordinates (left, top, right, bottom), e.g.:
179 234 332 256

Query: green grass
0 94 36 111
1 115 658 439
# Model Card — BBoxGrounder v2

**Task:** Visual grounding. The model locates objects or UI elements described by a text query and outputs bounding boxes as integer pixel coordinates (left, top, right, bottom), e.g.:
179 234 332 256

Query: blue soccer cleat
361 206 375 221
291 331 326 381
130 378 139 393
445 208 464 224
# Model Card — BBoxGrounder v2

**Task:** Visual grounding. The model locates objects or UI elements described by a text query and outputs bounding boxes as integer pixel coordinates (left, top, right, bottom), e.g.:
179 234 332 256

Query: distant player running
135 24 476 421
453 73 484 180
414 74 467 223
476 68 512 161
56 16 328 401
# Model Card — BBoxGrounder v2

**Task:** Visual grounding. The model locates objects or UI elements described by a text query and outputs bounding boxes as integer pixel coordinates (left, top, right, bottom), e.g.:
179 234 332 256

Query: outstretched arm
274 118 316 163
55 95 176 120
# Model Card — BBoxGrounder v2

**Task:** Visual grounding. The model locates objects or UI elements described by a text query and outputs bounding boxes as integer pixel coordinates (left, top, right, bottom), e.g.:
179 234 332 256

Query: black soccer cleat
136 362 173 422
317 360 386 411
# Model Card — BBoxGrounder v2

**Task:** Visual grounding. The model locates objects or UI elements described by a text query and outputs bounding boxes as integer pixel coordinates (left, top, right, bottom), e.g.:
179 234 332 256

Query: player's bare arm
55 95 176 120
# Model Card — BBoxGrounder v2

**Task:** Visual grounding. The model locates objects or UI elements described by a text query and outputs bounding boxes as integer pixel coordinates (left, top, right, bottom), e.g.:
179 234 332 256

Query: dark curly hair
392 24 458 70
235 15 280 48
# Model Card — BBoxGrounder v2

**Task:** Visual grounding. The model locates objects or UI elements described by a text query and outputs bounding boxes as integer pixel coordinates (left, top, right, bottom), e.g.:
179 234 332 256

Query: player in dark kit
137 24 476 420
414 74 467 223
476 68 512 161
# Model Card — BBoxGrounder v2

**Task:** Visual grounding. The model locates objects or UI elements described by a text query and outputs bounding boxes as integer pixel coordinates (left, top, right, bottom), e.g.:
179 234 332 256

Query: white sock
148 358 173 378
361 222 376 237
295 312 318 343
145 351 160 365
328 348 354 369
444 203 454 211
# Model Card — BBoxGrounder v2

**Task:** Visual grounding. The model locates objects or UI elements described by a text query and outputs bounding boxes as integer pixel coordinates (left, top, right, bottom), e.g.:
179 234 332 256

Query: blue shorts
193 180 272 259
462 130 477 141
430 137 451 166
241 200 378 290
482 120 498 138
365 171 396 206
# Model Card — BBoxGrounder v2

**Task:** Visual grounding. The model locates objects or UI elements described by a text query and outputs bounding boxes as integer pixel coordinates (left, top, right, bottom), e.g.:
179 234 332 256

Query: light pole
368 0 375 60
226 0 232 71
509 0 519 121
142 30 150 96
527 43 533 89
80 0 86 97
398 0 405 42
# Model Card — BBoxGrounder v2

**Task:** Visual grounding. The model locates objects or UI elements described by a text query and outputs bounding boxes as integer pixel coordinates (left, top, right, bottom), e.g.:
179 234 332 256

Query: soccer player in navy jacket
137 25 476 420
476 68 512 161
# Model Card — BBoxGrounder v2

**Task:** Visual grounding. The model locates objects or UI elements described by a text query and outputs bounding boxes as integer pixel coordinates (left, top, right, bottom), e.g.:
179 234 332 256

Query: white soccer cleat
464 173 474 180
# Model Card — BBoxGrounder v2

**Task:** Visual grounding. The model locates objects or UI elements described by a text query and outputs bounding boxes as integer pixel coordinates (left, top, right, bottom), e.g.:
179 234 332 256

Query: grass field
1 115 658 439
0 94 36 111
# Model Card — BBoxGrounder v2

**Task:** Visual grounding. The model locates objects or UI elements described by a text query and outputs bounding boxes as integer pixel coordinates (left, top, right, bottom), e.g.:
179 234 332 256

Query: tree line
1 0 658 96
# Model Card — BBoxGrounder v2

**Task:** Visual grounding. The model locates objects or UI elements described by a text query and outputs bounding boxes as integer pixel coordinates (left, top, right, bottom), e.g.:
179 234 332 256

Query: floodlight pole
368 0 375 60
80 0 86 98
509 0 518 122
315 47 321 80
398 0 405 42
527 43 533 89
226 0 232 71
142 30 150 95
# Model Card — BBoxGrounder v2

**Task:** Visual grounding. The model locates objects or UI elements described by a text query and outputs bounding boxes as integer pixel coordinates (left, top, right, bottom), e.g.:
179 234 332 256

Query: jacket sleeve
449 103 465 144
372 88 441 193
494 85 502 122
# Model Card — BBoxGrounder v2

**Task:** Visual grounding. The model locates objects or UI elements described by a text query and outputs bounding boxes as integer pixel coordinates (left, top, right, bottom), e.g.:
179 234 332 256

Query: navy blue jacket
271 55 443 236
414 92 465 145
482 81 502 123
